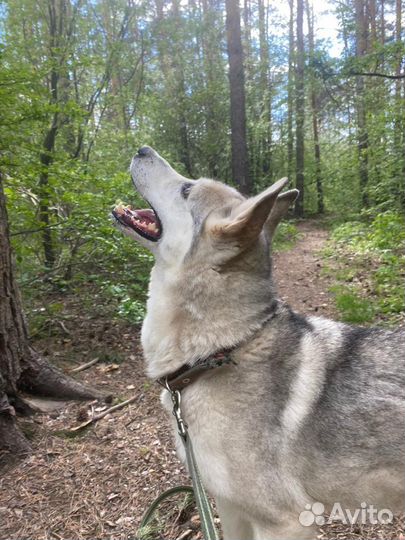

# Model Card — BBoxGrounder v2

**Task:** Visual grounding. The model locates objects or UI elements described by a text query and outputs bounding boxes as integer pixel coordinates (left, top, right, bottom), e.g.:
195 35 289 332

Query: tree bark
38 0 62 270
201 0 222 178
225 0 251 194
394 0 402 149
0 176 105 459
294 0 305 217
355 0 369 208
287 0 295 183
154 0 192 176
242 0 252 81
306 0 324 214
171 0 193 176
380 0 385 46
258 0 272 179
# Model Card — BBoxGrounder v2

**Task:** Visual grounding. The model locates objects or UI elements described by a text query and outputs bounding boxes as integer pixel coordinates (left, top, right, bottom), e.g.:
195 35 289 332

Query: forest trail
0 221 402 540
273 220 336 318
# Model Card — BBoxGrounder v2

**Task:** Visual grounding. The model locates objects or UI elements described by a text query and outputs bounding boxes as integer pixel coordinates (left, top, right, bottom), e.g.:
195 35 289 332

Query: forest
0 0 404 538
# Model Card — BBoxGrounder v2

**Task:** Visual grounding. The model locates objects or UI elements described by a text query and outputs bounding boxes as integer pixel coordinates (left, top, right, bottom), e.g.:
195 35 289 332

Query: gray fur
113 146 405 540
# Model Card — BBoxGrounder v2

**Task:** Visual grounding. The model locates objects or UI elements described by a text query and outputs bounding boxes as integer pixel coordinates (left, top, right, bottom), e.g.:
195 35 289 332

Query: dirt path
273 220 336 318
0 221 402 540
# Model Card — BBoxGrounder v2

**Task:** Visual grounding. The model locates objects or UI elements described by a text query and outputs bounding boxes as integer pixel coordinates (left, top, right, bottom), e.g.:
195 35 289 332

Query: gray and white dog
113 146 404 540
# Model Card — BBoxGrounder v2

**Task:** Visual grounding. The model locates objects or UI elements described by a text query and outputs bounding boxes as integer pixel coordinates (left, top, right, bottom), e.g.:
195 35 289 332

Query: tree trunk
171 0 193 176
355 0 369 208
294 0 305 217
368 0 377 45
394 0 402 149
225 0 250 194
392 0 404 208
0 176 105 459
201 0 222 178
401 46 405 210
380 0 385 46
258 0 272 179
155 0 192 176
287 0 295 183
38 0 64 270
242 0 252 82
306 0 324 214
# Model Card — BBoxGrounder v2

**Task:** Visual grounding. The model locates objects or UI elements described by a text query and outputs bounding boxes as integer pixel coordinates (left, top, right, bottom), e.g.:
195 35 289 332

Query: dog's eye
181 183 193 200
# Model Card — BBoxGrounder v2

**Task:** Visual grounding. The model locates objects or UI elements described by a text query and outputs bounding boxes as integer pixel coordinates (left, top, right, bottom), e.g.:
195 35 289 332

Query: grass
330 286 376 324
272 221 300 251
322 211 405 326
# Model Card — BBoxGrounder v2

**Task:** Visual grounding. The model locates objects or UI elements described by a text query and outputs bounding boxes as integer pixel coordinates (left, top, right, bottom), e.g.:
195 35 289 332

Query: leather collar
157 301 279 392
157 349 236 392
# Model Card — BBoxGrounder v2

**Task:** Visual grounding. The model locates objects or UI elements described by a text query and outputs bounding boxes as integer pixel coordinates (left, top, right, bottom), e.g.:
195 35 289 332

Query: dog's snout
137 146 152 158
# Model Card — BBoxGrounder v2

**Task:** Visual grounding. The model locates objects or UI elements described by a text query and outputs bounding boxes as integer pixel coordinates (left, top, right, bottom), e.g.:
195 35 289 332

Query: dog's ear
265 189 299 238
210 177 289 243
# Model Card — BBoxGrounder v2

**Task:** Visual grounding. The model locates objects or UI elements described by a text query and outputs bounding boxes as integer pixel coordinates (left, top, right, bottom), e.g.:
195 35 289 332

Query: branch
349 71 405 80
10 220 68 237
69 395 139 432
70 357 100 373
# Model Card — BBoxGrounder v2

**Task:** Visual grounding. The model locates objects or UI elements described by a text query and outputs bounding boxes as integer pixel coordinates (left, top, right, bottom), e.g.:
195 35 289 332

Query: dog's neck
141 254 277 379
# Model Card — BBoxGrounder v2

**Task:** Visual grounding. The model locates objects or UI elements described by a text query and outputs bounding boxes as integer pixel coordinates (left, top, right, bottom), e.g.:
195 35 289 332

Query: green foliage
272 221 300 251
324 212 405 325
104 283 147 325
330 286 375 324
1 0 403 333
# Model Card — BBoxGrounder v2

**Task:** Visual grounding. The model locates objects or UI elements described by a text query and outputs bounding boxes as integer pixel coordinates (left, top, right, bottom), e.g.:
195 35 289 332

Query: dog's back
290 317 405 512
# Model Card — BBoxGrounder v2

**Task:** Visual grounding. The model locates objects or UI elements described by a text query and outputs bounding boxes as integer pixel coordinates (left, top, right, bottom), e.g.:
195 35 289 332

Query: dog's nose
137 146 152 157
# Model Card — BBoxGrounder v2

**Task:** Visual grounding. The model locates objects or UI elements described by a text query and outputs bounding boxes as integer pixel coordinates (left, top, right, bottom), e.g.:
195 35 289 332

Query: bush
324 212 404 326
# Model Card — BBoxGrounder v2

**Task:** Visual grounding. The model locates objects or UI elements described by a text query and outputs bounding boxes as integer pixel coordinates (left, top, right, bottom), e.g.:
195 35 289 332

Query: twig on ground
69 395 139 432
58 321 71 335
70 357 100 373
176 529 193 540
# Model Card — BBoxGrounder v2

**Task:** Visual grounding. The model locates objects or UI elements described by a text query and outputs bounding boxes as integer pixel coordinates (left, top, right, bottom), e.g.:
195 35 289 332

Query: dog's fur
114 147 405 540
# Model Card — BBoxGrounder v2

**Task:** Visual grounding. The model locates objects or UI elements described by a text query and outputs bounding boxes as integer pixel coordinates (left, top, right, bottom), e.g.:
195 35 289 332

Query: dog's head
113 146 298 269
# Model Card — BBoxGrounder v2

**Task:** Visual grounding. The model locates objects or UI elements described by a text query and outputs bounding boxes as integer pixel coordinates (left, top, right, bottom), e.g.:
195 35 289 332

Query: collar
158 349 236 392
157 301 279 392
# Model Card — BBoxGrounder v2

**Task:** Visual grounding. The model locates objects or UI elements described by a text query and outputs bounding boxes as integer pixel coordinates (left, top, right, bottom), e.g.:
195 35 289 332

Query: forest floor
0 220 403 540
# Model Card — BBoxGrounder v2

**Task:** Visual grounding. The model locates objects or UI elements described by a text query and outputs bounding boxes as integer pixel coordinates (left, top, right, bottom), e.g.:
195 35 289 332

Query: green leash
137 384 220 540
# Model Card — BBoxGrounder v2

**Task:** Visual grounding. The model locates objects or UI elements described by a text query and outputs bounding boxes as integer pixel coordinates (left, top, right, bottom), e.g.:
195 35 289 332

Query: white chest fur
161 384 232 500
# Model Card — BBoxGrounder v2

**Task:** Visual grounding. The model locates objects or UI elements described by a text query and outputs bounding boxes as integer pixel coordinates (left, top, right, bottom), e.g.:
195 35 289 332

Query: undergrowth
322 211 404 326
26 220 300 335
272 221 300 251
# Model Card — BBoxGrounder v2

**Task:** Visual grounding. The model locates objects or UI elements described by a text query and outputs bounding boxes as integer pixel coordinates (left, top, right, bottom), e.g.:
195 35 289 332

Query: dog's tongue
132 208 155 224
113 204 160 237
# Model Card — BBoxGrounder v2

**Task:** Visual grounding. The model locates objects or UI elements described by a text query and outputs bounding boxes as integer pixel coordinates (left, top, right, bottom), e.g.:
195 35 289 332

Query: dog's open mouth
112 204 162 241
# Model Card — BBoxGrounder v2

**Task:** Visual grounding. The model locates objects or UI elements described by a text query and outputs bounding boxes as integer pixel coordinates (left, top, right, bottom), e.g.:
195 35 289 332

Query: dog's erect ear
265 189 299 238
210 177 289 243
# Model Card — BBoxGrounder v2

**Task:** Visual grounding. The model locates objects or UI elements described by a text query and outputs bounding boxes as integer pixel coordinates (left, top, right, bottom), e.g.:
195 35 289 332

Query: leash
137 380 220 540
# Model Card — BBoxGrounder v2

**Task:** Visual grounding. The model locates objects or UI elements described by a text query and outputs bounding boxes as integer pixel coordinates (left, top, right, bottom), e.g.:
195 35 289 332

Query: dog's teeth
115 204 125 216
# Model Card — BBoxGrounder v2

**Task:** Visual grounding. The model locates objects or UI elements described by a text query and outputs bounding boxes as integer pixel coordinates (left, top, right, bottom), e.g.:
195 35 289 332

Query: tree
394 0 403 206
225 0 251 194
0 176 103 458
294 0 305 216
306 0 324 213
355 0 369 208
200 0 229 179
287 0 295 184
258 0 272 179
38 0 79 269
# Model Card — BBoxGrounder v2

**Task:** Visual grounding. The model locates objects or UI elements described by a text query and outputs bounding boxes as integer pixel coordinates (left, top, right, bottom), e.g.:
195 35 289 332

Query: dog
112 146 405 540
